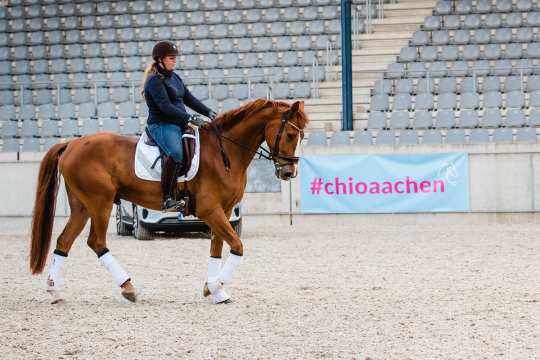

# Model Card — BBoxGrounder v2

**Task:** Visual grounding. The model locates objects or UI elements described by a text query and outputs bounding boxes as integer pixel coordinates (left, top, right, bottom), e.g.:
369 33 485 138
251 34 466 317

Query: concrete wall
2 143 540 217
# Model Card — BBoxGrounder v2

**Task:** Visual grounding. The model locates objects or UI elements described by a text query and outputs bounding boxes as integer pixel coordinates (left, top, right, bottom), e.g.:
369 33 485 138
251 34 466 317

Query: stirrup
161 198 186 212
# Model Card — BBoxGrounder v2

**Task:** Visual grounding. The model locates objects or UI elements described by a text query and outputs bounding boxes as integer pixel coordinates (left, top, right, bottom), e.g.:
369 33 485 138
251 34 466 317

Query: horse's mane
213 98 309 131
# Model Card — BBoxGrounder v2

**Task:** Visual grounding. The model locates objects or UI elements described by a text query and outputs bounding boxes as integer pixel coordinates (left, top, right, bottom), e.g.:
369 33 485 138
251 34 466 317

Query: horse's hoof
50 297 64 305
47 288 64 304
216 298 233 304
203 281 224 297
121 290 137 303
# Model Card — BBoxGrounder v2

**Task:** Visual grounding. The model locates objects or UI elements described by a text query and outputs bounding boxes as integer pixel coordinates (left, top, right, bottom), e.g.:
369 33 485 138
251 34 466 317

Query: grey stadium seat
505 109 526 127
435 110 455 128
413 110 433 128
422 129 443 144
399 130 418 145
102 118 120 132
122 118 141 135
460 92 480 109
376 130 395 145
415 93 434 111
482 109 502 127
21 137 40 152
492 127 513 144
2 138 20 152
459 78 477 94
432 30 450 45
438 92 456 110
506 91 525 109
80 119 99 135
60 119 79 137
373 80 392 95
40 120 59 137
515 127 536 143
399 47 417 62
1 120 18 138
446 129 466 144
306 131 327 146
392 94 412 111
370 95 389 111
458 110 479 128
390 111 410 129
395 79 412 94
412 31 429 46
438 78 457 93
529 109 540 126
368 111 386 129
352 131 372 145
329 131 351 146
469 128 490 144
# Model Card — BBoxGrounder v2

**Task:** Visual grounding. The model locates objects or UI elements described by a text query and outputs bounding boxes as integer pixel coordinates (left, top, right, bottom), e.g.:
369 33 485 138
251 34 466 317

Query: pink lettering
433 179 445 192
395 181 405 194
420 180 431 192
355 182 367 194
335 177 346 195
406 176 418 193
324 182 334 195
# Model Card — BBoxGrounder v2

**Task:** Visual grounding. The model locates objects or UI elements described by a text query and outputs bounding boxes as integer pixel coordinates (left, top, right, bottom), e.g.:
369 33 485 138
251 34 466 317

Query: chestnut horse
29 99 308 304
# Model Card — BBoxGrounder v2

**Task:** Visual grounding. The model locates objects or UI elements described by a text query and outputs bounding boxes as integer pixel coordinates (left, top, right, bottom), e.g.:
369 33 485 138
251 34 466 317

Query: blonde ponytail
140 62 158 98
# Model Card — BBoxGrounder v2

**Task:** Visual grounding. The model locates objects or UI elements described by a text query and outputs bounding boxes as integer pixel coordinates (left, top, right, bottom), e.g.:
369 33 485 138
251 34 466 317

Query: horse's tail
30 142 69 274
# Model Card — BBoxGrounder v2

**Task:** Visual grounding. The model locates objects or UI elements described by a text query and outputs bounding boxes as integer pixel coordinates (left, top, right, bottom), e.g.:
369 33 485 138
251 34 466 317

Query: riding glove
188 114 206 127
208 110 218 120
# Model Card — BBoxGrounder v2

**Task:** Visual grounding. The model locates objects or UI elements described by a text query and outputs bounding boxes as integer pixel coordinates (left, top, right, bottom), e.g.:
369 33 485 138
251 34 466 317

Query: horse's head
264 101 307 181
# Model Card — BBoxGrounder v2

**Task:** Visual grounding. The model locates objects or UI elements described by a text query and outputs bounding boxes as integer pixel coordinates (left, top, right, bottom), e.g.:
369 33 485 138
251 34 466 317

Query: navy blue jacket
144 67 211 127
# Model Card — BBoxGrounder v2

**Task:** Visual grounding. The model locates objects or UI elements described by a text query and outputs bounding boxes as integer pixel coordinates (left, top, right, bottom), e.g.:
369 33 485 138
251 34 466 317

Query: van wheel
116 205 132 236
133 206 154 241
232 218 242 237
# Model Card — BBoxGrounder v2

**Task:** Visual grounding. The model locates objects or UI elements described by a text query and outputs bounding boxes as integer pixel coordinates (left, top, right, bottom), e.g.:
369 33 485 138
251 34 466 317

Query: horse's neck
222 113 269 171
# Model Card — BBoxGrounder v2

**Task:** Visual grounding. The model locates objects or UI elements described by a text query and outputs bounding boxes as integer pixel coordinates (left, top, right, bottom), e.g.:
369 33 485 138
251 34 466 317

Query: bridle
210 110 304 178
269 110 304 178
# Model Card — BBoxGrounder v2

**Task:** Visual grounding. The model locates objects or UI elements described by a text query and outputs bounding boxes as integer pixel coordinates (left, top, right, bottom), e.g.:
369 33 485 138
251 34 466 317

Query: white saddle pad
134 127 200 182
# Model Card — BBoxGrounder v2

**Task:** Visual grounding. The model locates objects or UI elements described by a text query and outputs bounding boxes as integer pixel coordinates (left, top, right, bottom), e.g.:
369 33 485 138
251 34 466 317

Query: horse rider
141 40 217 212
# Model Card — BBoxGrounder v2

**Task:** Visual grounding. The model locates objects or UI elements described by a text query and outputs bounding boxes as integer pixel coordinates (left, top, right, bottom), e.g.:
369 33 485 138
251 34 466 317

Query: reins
207 111 303 172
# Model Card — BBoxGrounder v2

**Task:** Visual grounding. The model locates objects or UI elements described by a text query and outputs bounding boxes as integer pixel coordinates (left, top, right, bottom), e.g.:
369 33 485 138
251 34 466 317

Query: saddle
144 127 197 216
144 126 196 178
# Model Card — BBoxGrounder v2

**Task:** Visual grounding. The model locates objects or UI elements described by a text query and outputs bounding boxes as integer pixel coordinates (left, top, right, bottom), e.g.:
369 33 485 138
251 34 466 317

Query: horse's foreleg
86 200 137 302
201 209 243 304
46 188 89 304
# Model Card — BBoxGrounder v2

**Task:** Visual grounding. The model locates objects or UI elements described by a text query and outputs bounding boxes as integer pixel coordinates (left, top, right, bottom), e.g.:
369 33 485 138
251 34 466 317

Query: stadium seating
364 0 540 145
0 1 362 150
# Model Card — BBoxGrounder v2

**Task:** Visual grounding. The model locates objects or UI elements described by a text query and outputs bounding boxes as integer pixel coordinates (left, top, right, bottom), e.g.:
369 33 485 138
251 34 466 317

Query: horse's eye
287 133 296 141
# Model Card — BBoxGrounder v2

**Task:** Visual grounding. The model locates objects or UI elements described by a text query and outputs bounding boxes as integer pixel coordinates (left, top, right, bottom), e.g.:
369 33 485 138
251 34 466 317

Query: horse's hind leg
86 200 137 302
46 187 89 304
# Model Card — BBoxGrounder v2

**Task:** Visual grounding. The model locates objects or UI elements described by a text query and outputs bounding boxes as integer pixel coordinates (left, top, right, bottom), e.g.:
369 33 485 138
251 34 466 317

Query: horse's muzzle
275 163 297 181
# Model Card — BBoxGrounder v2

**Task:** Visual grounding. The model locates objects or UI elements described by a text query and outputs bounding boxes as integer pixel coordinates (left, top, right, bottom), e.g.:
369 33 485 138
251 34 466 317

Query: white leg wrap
99 252 130 287
218 253 243 284
207 257 222 283
47 253 66 290
210 288 230 304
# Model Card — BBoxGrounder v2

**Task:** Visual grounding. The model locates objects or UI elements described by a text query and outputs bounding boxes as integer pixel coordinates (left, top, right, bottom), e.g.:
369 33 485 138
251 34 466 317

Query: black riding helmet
152 41 179 62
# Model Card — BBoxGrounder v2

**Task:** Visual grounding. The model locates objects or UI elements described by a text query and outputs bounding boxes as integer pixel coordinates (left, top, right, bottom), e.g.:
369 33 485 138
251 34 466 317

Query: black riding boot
161 156 185 212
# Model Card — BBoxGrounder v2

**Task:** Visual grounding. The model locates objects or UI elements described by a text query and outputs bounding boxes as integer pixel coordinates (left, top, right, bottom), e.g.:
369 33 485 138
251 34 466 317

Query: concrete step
318 79 379 89
354 32 415 41
384 1 435 11
371 16 428 25
371 23 424 32
352 47 402 56
352 54 397 63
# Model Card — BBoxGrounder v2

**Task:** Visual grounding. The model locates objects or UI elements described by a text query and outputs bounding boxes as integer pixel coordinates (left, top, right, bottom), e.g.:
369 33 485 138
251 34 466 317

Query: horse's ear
290 101 304 114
